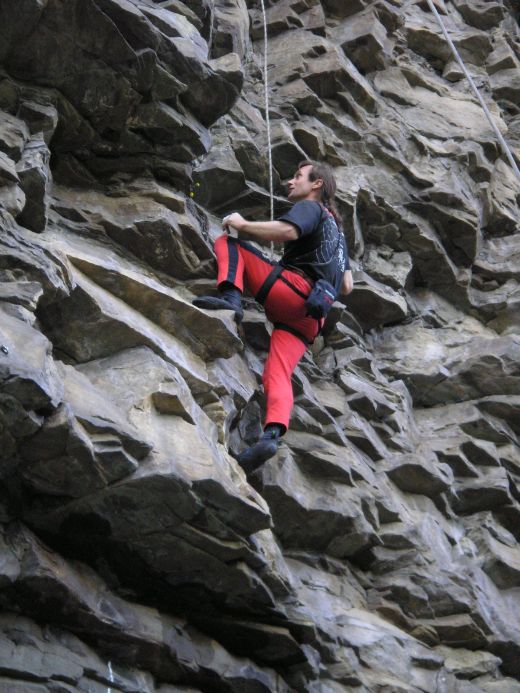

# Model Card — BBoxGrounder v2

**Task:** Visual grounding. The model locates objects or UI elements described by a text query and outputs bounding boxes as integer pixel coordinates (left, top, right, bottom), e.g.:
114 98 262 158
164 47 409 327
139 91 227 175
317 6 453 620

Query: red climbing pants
215 234 321 431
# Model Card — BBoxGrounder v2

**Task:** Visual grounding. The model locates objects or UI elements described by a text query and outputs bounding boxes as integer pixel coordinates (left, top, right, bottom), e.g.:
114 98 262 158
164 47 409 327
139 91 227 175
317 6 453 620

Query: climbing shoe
236 425 283 474
193 283 243 323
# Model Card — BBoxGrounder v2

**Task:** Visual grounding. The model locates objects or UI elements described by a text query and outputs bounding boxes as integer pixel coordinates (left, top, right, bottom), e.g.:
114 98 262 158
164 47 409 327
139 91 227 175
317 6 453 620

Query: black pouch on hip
305 278 337 319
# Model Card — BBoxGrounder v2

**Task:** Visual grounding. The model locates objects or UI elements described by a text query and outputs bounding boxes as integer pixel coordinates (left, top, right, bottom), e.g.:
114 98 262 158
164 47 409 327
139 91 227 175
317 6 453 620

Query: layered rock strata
0 0 520 690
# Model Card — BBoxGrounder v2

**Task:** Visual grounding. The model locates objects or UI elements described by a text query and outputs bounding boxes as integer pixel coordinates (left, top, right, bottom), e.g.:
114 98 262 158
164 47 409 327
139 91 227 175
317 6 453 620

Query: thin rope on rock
426 0 520 183
259 0 275 257
208 1 215 58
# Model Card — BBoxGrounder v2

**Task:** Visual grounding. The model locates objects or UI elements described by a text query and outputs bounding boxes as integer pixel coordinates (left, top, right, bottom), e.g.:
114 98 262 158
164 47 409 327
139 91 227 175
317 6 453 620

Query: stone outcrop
0 0 520 691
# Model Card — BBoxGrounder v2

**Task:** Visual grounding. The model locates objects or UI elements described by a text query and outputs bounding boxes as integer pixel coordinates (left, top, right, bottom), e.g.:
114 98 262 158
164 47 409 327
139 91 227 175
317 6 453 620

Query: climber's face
287 164 322 202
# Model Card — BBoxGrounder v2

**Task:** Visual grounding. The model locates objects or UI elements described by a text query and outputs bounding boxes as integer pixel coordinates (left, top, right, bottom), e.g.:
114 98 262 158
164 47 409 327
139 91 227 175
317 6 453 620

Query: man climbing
194 160 353 473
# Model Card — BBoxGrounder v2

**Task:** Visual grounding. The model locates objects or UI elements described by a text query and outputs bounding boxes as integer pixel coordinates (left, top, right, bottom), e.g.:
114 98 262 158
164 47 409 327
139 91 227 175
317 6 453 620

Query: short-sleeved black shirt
278 200 349 293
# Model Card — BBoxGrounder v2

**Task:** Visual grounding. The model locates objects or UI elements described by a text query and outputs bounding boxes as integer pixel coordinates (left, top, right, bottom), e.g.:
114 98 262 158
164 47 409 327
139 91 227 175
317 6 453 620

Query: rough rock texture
0 0 520 690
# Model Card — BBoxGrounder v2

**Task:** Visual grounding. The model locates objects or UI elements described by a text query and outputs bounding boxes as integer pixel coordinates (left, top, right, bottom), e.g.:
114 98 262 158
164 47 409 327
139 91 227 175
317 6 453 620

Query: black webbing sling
255 265 309 305
255 265 314 346
273 322 310 346
255 265 283 305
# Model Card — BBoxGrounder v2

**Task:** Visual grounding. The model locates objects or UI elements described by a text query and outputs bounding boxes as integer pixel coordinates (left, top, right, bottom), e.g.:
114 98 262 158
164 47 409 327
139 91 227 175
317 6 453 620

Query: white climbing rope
208 1 215 58
259 0 275 257
107 660 114 693
425 0 520 183
259 0 274 219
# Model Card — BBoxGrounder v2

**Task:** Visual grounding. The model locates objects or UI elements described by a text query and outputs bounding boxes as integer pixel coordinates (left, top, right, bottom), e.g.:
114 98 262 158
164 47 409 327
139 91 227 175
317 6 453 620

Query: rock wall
1 0 520 691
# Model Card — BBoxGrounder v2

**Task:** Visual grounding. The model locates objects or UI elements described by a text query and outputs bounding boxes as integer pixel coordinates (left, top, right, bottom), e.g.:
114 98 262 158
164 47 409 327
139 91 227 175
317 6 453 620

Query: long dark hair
298 160 342 229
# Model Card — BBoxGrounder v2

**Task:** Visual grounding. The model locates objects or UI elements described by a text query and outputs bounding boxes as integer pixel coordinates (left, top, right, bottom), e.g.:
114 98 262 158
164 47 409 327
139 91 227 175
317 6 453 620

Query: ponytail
321 190 343 231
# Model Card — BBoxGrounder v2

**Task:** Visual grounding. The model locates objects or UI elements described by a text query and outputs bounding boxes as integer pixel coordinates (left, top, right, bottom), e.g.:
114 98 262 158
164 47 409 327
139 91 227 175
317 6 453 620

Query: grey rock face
16 135 51 232
0 0 520 690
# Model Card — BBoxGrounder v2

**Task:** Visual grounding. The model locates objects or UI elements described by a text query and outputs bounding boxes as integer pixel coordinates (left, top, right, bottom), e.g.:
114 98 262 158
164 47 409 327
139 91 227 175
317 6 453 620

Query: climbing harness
425 0 520 183
255 264 284 305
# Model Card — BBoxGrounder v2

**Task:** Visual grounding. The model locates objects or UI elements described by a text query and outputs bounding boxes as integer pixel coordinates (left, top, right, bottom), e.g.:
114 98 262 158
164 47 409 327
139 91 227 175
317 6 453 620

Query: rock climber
194 160 353 473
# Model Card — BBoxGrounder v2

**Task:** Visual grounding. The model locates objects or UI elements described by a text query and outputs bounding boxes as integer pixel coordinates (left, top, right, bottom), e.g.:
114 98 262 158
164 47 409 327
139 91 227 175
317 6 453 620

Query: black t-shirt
278 200 349 292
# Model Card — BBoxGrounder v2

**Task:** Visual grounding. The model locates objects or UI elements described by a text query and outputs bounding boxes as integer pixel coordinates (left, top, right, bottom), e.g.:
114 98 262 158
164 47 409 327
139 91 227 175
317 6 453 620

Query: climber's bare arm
340 270 353 296
223 212 298 243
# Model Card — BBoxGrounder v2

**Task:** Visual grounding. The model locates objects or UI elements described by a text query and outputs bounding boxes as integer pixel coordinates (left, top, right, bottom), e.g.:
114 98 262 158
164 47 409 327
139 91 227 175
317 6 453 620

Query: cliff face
1 0 520 691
